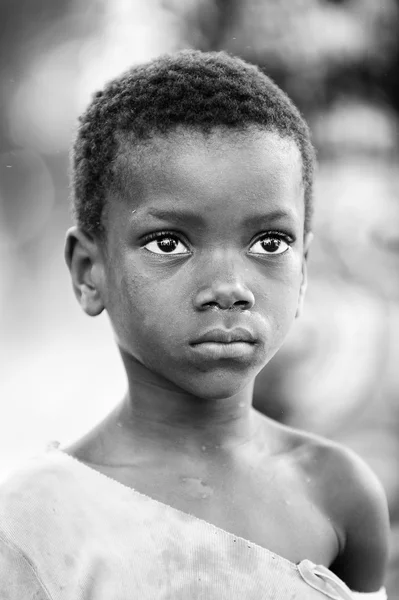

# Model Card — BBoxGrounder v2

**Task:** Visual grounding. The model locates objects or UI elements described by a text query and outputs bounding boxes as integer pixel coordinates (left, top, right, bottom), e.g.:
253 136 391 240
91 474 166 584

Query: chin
178 367 258 401
165 347 272 400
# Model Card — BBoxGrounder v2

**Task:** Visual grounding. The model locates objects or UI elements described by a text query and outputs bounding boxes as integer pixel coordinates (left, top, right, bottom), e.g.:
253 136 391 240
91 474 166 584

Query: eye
249 233 291 255
142 233 190 255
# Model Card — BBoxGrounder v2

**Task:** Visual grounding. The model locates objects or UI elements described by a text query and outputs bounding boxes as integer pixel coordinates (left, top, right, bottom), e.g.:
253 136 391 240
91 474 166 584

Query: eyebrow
133 207 298 228
143 208 206 227
242 209 299 229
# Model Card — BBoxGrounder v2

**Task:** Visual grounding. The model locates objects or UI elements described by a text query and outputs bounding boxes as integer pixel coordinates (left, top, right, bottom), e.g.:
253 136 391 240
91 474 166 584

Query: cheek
111 267 186 347
259 267 303 341
270 290 299 333
107 253 303 361
256 260 303 307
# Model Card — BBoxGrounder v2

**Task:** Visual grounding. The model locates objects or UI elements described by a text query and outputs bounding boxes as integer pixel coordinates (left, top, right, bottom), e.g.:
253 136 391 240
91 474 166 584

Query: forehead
110 127 304 227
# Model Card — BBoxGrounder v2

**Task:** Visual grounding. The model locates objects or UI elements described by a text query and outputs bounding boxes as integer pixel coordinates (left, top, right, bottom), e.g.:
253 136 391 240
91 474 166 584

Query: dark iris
158 236 178 252
261 237 281 253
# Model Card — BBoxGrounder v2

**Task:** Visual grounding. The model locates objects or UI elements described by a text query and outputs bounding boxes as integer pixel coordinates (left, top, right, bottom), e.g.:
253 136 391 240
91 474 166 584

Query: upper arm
0 532 51 600
327 447 390 593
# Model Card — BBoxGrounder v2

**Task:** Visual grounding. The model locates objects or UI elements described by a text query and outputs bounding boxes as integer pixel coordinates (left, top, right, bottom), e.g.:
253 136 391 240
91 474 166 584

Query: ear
65 226 105 317
295 232 313 319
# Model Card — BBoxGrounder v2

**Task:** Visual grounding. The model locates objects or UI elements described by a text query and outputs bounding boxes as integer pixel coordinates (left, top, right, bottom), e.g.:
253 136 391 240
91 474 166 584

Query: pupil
158 237 177 252
262 238 280 252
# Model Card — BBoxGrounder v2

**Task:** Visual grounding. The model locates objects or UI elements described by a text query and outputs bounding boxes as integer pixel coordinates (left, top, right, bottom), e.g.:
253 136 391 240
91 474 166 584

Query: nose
193 256 255 311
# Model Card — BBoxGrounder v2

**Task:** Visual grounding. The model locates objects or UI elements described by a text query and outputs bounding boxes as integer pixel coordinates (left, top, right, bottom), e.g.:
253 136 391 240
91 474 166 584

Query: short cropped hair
71 50 315 237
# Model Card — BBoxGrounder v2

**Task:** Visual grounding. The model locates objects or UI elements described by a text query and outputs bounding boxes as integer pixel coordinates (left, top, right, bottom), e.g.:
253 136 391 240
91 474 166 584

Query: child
0 51 389 599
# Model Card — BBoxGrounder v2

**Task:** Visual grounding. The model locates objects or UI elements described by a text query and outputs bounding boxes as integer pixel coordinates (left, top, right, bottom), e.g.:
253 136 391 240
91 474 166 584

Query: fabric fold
0 450 384 599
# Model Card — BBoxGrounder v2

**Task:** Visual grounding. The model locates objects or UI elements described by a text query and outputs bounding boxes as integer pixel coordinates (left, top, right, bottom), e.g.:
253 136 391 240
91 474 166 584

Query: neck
116 352 258 452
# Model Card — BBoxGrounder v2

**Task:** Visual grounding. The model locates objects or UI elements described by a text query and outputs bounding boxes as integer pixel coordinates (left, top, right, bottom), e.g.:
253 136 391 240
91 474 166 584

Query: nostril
234 300 250 309
194 283 255 311
201 299 252 311
203 301 219 309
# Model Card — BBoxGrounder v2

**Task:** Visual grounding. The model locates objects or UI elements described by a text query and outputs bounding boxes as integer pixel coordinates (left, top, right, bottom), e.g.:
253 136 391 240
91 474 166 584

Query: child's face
98 128 310 399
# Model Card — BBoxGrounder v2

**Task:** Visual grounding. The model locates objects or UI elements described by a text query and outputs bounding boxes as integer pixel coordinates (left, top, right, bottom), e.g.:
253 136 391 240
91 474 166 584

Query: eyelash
141 230 294 253
141 230 189 246
255 231 293 244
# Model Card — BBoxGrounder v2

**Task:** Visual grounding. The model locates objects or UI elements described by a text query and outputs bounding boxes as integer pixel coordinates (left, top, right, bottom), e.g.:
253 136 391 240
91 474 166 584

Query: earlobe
65 226 105 317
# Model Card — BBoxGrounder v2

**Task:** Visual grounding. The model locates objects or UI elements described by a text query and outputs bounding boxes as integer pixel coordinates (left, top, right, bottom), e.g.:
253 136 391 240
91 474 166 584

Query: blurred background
0 0 399 595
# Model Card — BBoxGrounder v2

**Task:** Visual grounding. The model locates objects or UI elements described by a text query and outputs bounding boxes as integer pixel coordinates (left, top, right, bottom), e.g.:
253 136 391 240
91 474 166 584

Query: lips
191 328 257 345
190 328 258 361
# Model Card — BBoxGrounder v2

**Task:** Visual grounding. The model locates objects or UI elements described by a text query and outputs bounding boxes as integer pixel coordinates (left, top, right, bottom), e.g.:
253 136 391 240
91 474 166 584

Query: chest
95 457 338 567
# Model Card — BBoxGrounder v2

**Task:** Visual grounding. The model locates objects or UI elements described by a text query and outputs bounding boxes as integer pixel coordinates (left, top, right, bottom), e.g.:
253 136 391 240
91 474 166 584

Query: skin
65 127 389 592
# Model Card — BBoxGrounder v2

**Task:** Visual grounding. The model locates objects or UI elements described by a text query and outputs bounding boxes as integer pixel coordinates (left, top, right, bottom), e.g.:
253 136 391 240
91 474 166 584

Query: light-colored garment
352 592 387 599
0 450 386 599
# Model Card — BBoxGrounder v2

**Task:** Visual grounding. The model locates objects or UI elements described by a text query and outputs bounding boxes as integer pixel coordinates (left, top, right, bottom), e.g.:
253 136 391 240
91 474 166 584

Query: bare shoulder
289 428 388 515
319 439 389 592
277 423 389 592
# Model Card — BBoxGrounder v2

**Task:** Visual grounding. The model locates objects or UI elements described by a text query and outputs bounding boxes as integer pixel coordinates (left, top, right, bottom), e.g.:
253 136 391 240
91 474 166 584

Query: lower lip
190 342 256 360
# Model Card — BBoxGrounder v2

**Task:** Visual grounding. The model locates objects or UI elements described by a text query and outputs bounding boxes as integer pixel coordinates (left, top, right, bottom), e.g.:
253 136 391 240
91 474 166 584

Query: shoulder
0 450 82 532
324 442 389 592
0 531 51 600
0 450 75 497
292 430 387 505
289 430 389 544
304 435 388 537
0 452 79 598
290 430 389 592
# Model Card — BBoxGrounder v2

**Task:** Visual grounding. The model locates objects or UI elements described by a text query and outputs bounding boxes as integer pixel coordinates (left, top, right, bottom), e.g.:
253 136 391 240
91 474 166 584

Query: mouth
191 327 258 345
190 328 258 360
